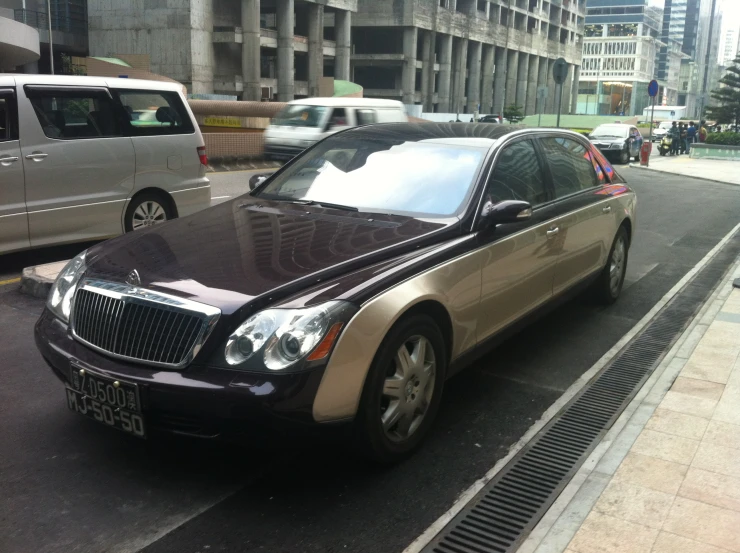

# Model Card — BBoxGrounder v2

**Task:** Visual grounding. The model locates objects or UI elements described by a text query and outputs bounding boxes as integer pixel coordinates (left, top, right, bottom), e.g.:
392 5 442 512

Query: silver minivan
0 75 211 254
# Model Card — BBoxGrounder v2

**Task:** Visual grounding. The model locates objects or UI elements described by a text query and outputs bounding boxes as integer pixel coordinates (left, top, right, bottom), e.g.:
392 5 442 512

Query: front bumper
35 309 344 441
263 144 306 161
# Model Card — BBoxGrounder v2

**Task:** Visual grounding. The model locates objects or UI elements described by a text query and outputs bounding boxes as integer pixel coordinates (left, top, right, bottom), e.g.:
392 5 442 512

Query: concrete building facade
88 0 357 101
351 0 586 116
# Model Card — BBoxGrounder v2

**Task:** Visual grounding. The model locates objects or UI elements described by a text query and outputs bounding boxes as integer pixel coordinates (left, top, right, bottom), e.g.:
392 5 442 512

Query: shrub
570 128 593 136
705 132 740 146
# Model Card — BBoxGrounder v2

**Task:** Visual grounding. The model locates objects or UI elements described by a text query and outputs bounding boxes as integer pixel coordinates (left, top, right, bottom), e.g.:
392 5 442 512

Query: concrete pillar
562 64 573 116
492 46 507 115
481 44 494 114
505 49 519 112
515 52 529 111
402 27 418 105
307 3 324 97
438 34 453 112
571 65 580 114
451 38 468 114
335 9 351 81
535 55 548 114
276 0 294 101
547 58 556 113
466 41 482 113
241 0 261 101
525 55 539 116
421 31 434 111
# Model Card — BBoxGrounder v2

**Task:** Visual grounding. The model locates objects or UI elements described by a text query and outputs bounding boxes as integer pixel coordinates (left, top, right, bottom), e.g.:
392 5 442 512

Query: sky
719 0 740 64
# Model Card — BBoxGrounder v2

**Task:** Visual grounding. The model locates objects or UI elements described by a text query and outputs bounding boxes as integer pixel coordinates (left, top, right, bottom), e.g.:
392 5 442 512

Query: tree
706 55 740 129
503 104 524 124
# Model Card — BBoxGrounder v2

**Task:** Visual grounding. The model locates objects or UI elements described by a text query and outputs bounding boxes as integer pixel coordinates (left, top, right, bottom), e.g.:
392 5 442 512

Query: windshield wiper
283 198 359 212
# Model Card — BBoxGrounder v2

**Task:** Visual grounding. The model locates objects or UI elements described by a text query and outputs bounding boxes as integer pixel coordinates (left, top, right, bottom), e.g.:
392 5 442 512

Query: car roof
594 123 632 128
288 97 404 108
1 73 183 92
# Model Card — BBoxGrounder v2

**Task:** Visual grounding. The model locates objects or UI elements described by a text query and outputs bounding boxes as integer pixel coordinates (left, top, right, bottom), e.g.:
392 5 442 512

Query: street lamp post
47 0 54 74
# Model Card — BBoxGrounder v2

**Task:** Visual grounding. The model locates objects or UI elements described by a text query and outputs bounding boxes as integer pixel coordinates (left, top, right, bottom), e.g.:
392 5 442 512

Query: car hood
84 197 455 314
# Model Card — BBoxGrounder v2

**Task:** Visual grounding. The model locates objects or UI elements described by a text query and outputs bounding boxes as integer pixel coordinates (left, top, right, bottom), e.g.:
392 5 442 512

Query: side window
356 109 377 125
115 89 194 136
486 140 548 206
328 108 348 127
0 90 19 141
26 87 122 139
539 137 599 198
588 146 607 184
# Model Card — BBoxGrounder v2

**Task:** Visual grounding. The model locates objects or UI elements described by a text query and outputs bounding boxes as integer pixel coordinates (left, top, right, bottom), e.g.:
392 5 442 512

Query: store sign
203 116 241 128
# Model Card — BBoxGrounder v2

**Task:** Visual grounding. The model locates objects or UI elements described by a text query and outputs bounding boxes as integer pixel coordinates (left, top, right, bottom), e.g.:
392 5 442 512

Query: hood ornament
126 269 142 287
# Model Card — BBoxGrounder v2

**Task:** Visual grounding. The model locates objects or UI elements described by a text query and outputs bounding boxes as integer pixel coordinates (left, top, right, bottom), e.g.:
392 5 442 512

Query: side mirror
480 200 532 228
249 174 270 190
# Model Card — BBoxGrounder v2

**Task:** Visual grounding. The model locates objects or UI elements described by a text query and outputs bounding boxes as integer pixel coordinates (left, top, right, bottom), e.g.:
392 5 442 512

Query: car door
538 136 614 295
0 86 30 253
476 138 562 342
17 84 135 247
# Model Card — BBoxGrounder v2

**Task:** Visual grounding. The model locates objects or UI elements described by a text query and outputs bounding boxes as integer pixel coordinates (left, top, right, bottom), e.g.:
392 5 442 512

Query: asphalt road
1 169 738 553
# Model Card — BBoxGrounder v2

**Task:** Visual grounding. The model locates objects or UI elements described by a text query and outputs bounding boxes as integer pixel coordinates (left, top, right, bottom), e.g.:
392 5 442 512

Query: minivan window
272 105 328 128
0 90 18 141
539 137 599 198
357 109 377 125
486 140 548 206
115 90 194 135
27 88 121 139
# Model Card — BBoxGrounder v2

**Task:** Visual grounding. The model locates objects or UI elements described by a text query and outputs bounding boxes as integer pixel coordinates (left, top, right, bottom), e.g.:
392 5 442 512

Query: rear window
114 89 194 136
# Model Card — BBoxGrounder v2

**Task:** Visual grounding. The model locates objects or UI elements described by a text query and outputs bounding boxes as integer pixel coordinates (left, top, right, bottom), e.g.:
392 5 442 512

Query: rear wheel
355 314 446 464
124 192 174 232
592 226 629 305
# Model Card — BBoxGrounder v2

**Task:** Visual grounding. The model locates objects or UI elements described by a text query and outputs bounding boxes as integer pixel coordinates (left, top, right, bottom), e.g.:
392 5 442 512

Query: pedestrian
687 121 696 154
699 120 708 143
679 123 687 154
669 121 680 155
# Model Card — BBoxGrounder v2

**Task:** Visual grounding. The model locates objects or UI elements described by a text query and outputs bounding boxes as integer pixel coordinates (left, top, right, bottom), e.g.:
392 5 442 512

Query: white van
263 98 407 160
0 74 210 254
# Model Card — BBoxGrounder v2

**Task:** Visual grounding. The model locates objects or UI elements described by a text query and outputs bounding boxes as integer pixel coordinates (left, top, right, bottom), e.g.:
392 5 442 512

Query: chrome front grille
71 280 221 369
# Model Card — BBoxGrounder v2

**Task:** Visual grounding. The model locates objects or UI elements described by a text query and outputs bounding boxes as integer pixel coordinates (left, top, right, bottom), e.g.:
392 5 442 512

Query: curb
628 162 740 187
19 260 68 299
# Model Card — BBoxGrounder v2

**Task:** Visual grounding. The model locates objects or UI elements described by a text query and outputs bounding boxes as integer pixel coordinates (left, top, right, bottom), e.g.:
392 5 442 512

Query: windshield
272 105 329 128
591 126 629 139
255 136 487 217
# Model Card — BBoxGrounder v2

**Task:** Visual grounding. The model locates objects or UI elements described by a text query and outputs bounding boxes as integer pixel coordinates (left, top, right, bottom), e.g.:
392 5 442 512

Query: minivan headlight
224 301 357 371
47 251 87 323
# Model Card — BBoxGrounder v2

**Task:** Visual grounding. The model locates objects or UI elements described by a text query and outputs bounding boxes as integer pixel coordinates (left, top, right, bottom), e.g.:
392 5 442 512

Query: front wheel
592 226 629 304
124 193 174 232
619 148 630 164
354 314 447 464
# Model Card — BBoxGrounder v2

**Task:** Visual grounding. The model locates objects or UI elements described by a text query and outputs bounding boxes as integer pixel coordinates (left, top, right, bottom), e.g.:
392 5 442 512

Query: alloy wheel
380 335 436 443
609 236 626 296
132 201 167 230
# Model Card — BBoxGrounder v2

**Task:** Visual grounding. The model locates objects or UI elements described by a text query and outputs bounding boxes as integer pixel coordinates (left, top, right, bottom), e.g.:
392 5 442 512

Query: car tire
619 148 630 164
354 314 447 464
124 192 175 232
592 226 629 305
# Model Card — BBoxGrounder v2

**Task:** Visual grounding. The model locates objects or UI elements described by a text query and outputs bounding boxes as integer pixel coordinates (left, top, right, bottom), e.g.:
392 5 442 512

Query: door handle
546 227 560 237
0 156 19 165
25 153 48 161
602 206 612 214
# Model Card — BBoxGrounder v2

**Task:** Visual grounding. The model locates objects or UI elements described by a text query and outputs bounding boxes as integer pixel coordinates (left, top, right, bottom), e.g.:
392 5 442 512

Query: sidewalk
520 259 740 553
630 155 740 186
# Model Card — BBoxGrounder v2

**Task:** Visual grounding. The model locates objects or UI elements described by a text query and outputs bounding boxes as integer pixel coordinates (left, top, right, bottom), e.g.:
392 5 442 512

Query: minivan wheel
593 226 629 304
125 193 174 232
355 314 446 464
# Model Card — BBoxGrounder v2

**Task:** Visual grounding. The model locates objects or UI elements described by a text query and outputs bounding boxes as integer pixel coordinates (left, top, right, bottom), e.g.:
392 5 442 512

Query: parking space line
402 220 740 553
0 277 21 287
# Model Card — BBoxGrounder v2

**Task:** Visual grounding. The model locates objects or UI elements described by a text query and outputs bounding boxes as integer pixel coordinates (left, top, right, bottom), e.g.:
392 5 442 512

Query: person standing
669 121 680 155
699 120 708 143
679 123 688 154
687 121 696 154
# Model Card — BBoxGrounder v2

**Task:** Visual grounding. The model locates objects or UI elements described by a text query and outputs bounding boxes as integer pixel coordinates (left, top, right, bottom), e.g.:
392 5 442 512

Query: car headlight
611 143 624 149
47 250 87 323
223 301 357 371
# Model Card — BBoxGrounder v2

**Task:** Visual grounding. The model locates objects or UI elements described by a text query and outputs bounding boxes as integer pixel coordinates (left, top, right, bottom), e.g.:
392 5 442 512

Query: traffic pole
556 83 563 128
647 96 656 168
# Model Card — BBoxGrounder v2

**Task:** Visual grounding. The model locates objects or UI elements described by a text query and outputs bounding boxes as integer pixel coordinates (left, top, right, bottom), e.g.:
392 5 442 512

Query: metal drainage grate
424 233 740 553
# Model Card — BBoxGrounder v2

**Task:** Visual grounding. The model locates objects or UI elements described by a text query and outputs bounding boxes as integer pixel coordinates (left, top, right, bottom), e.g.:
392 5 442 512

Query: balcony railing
14 8 87 36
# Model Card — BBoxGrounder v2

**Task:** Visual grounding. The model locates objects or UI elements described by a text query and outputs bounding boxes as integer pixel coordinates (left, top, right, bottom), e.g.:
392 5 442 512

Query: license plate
66 365 146 438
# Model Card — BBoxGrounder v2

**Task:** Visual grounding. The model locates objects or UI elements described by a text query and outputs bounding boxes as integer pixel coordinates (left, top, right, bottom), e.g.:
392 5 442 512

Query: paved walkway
519 258 740 553
630 155 740 186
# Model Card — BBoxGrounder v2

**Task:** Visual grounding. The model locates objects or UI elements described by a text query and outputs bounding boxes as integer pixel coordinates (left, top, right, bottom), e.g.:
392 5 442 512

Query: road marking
0 277 21 287
211 196 231 200
402 220 740 553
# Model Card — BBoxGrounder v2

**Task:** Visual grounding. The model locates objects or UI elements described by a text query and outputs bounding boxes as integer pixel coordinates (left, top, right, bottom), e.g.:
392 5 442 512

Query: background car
652 121 673 142
36 124 635 464
588 123 643 164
